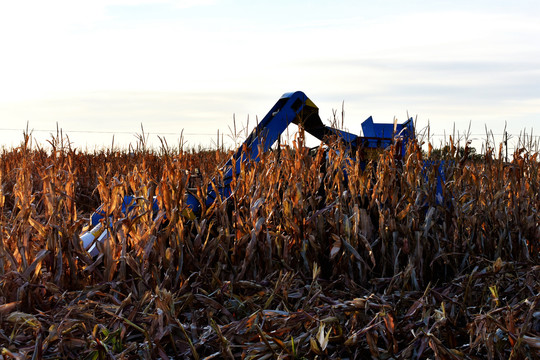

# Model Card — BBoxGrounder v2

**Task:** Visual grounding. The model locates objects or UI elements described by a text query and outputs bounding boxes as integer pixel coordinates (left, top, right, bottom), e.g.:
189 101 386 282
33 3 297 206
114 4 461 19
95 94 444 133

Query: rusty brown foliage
0 130 538 359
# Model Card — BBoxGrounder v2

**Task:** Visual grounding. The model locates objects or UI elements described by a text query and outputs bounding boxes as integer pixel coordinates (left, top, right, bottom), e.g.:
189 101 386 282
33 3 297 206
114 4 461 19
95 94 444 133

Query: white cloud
0 2 538 150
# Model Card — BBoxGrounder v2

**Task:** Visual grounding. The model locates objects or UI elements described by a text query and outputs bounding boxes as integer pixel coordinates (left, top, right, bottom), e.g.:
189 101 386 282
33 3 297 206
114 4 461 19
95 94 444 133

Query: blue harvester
81 91 429 256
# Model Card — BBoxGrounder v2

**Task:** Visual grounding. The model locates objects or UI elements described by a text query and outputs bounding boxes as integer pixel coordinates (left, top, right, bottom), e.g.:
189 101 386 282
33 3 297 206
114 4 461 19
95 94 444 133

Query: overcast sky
0 0 539 152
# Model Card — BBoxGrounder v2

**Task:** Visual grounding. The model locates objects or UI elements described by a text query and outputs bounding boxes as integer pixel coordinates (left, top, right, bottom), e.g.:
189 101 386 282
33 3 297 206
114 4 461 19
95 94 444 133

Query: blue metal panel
361 116 414 142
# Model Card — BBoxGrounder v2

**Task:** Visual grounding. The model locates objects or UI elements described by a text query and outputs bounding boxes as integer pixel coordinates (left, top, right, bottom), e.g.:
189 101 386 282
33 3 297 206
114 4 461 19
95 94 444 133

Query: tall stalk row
0 133 538 359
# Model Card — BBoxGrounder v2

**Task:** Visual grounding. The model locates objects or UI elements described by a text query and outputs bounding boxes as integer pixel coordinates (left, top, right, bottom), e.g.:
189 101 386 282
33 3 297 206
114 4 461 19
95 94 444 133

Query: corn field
0 130 539 359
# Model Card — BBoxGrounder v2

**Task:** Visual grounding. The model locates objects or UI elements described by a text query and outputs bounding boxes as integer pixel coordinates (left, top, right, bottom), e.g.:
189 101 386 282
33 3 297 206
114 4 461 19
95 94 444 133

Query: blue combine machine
81 91 440 256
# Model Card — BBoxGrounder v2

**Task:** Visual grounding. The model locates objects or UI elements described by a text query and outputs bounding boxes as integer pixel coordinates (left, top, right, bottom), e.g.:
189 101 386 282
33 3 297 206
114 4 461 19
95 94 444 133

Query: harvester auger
81 91 424 256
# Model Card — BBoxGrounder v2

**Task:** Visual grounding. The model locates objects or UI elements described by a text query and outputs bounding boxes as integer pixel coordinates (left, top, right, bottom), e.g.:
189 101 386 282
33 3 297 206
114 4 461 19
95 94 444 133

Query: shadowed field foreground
0 133 539 359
